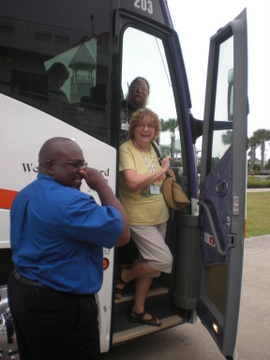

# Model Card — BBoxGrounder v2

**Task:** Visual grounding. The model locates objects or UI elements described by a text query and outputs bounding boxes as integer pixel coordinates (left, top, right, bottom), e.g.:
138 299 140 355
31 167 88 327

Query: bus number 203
134 0 153 14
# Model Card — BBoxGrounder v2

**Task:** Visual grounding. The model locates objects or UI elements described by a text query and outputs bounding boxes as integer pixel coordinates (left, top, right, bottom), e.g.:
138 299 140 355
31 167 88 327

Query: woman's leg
115 260 158 297
118 262 161 325
133 276 153 314
116 223 172 324
132 276 162 325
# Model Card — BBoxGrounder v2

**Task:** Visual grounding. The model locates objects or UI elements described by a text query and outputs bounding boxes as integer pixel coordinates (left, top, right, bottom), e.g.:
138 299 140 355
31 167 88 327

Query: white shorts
130 222 173 275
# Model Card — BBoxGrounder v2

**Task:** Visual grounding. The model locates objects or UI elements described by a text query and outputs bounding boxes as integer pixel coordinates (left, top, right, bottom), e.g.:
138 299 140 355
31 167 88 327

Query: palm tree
251 129 270 170
248 135 258 170
221 130 233 146
161 118 178 160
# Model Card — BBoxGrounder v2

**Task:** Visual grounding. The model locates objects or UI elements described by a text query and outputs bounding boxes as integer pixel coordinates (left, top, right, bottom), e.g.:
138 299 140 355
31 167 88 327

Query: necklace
133 140 162 195
133 140 155 173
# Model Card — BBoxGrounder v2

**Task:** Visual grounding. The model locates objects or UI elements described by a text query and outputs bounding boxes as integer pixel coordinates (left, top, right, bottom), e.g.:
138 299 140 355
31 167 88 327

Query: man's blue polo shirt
10 174 123 295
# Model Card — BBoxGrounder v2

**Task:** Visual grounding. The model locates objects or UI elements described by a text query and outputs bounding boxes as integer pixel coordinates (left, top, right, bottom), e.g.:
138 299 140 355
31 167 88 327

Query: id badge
121 123 129 131
149 185 161 195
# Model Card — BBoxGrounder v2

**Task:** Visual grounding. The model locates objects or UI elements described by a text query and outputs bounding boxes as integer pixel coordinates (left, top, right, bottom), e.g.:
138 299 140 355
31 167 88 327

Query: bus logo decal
22 163 39 173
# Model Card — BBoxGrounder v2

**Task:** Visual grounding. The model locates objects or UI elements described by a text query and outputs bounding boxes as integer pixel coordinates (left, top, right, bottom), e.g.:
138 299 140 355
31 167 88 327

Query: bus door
198 9 248 359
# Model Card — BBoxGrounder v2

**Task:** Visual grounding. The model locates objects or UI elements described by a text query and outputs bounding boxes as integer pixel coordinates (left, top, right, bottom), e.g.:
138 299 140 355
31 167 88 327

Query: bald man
7 137 130 360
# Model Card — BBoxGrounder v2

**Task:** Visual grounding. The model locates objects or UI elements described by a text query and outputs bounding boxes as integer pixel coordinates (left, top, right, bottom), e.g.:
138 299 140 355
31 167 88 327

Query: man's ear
45 160 55 175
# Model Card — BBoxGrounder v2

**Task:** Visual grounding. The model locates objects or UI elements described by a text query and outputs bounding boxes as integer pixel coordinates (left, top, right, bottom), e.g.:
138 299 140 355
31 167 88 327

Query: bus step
112 314 182 346
115 286 169 304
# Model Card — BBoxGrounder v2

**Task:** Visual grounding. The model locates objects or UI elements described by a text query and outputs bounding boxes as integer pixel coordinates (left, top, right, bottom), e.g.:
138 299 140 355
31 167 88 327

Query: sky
167 0 270 159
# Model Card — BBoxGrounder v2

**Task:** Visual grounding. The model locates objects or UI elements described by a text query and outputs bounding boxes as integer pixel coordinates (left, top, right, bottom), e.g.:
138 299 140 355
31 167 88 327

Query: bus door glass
121 27 180 162
198 10 248 358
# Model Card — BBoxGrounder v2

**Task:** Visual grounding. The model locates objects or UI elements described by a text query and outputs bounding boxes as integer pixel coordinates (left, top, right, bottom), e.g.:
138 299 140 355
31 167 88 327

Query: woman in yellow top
118 108 173 326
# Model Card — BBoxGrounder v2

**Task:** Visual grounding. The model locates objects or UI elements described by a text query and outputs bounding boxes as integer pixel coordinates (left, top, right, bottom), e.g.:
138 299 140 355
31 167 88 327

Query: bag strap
151 142 175 180
151 141 162 165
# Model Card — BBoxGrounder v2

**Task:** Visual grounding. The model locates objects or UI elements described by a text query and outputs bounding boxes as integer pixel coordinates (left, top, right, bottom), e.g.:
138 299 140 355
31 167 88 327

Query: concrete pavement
246 188 270 192
101 234 270 360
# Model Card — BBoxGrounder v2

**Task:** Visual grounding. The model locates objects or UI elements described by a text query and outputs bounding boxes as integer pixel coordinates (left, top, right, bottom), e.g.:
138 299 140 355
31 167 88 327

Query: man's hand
79 167 108 192
79 167 130 247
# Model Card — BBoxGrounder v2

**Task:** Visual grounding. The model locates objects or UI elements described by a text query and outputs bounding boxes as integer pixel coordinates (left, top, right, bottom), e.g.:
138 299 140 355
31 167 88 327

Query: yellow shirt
119 140 169 226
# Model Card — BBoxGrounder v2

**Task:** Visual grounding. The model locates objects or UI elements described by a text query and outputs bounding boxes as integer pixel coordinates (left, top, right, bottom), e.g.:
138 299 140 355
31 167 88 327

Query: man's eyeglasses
63 160 88 169
131 85 148 93
49 159 88 169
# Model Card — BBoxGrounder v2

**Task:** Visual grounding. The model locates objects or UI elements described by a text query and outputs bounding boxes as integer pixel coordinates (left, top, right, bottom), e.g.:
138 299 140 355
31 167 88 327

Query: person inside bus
46 62 69 105
120 76 150 143
7 137 130 360
117 108 173 326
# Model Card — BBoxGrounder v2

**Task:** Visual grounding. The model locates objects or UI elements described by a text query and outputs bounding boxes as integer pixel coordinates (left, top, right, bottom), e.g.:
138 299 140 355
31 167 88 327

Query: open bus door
197 9 248 359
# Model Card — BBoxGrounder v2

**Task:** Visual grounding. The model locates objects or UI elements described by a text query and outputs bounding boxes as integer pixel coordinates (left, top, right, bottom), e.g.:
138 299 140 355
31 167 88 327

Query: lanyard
134 141 155 173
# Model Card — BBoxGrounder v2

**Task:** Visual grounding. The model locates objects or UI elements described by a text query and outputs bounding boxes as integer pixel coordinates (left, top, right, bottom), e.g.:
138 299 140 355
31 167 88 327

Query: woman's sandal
115 269 128 299
129 310 162 327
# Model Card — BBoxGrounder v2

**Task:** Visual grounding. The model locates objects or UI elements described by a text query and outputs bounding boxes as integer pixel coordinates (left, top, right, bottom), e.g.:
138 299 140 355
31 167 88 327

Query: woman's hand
121 155 172 191
161 155 172 173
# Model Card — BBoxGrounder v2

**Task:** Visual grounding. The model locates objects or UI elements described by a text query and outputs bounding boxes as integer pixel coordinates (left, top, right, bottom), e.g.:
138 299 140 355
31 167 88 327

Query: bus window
0 12 110 142
211 36 234 171
121 28 182 168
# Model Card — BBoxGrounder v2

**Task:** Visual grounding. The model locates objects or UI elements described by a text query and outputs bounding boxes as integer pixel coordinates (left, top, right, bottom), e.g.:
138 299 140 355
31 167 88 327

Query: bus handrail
198 200 226 257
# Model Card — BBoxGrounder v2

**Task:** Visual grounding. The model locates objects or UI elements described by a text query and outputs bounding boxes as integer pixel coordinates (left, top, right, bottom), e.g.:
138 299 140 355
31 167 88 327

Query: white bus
0 1 248 359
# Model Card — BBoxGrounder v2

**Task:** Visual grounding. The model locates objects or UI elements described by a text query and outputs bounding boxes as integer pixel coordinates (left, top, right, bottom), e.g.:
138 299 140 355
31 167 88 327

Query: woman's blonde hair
129 108 161 140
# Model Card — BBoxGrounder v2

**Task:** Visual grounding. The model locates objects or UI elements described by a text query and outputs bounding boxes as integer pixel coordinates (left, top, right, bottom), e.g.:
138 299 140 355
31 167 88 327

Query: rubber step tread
112 314 182 345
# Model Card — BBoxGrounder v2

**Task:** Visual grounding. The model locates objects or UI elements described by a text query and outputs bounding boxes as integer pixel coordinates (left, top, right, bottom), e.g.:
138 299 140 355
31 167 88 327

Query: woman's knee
152 252 173 273
162 248 173 267
163 252 173 273
167 252 173 268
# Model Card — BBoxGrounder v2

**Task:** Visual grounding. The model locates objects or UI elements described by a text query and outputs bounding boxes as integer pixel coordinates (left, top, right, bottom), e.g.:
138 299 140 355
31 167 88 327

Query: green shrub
172 160 182 167
253 164 260 173
265 160 270 170
247 176 270 188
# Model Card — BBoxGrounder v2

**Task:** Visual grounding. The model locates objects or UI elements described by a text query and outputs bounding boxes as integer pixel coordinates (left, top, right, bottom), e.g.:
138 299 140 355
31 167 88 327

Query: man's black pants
7 271 100 360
